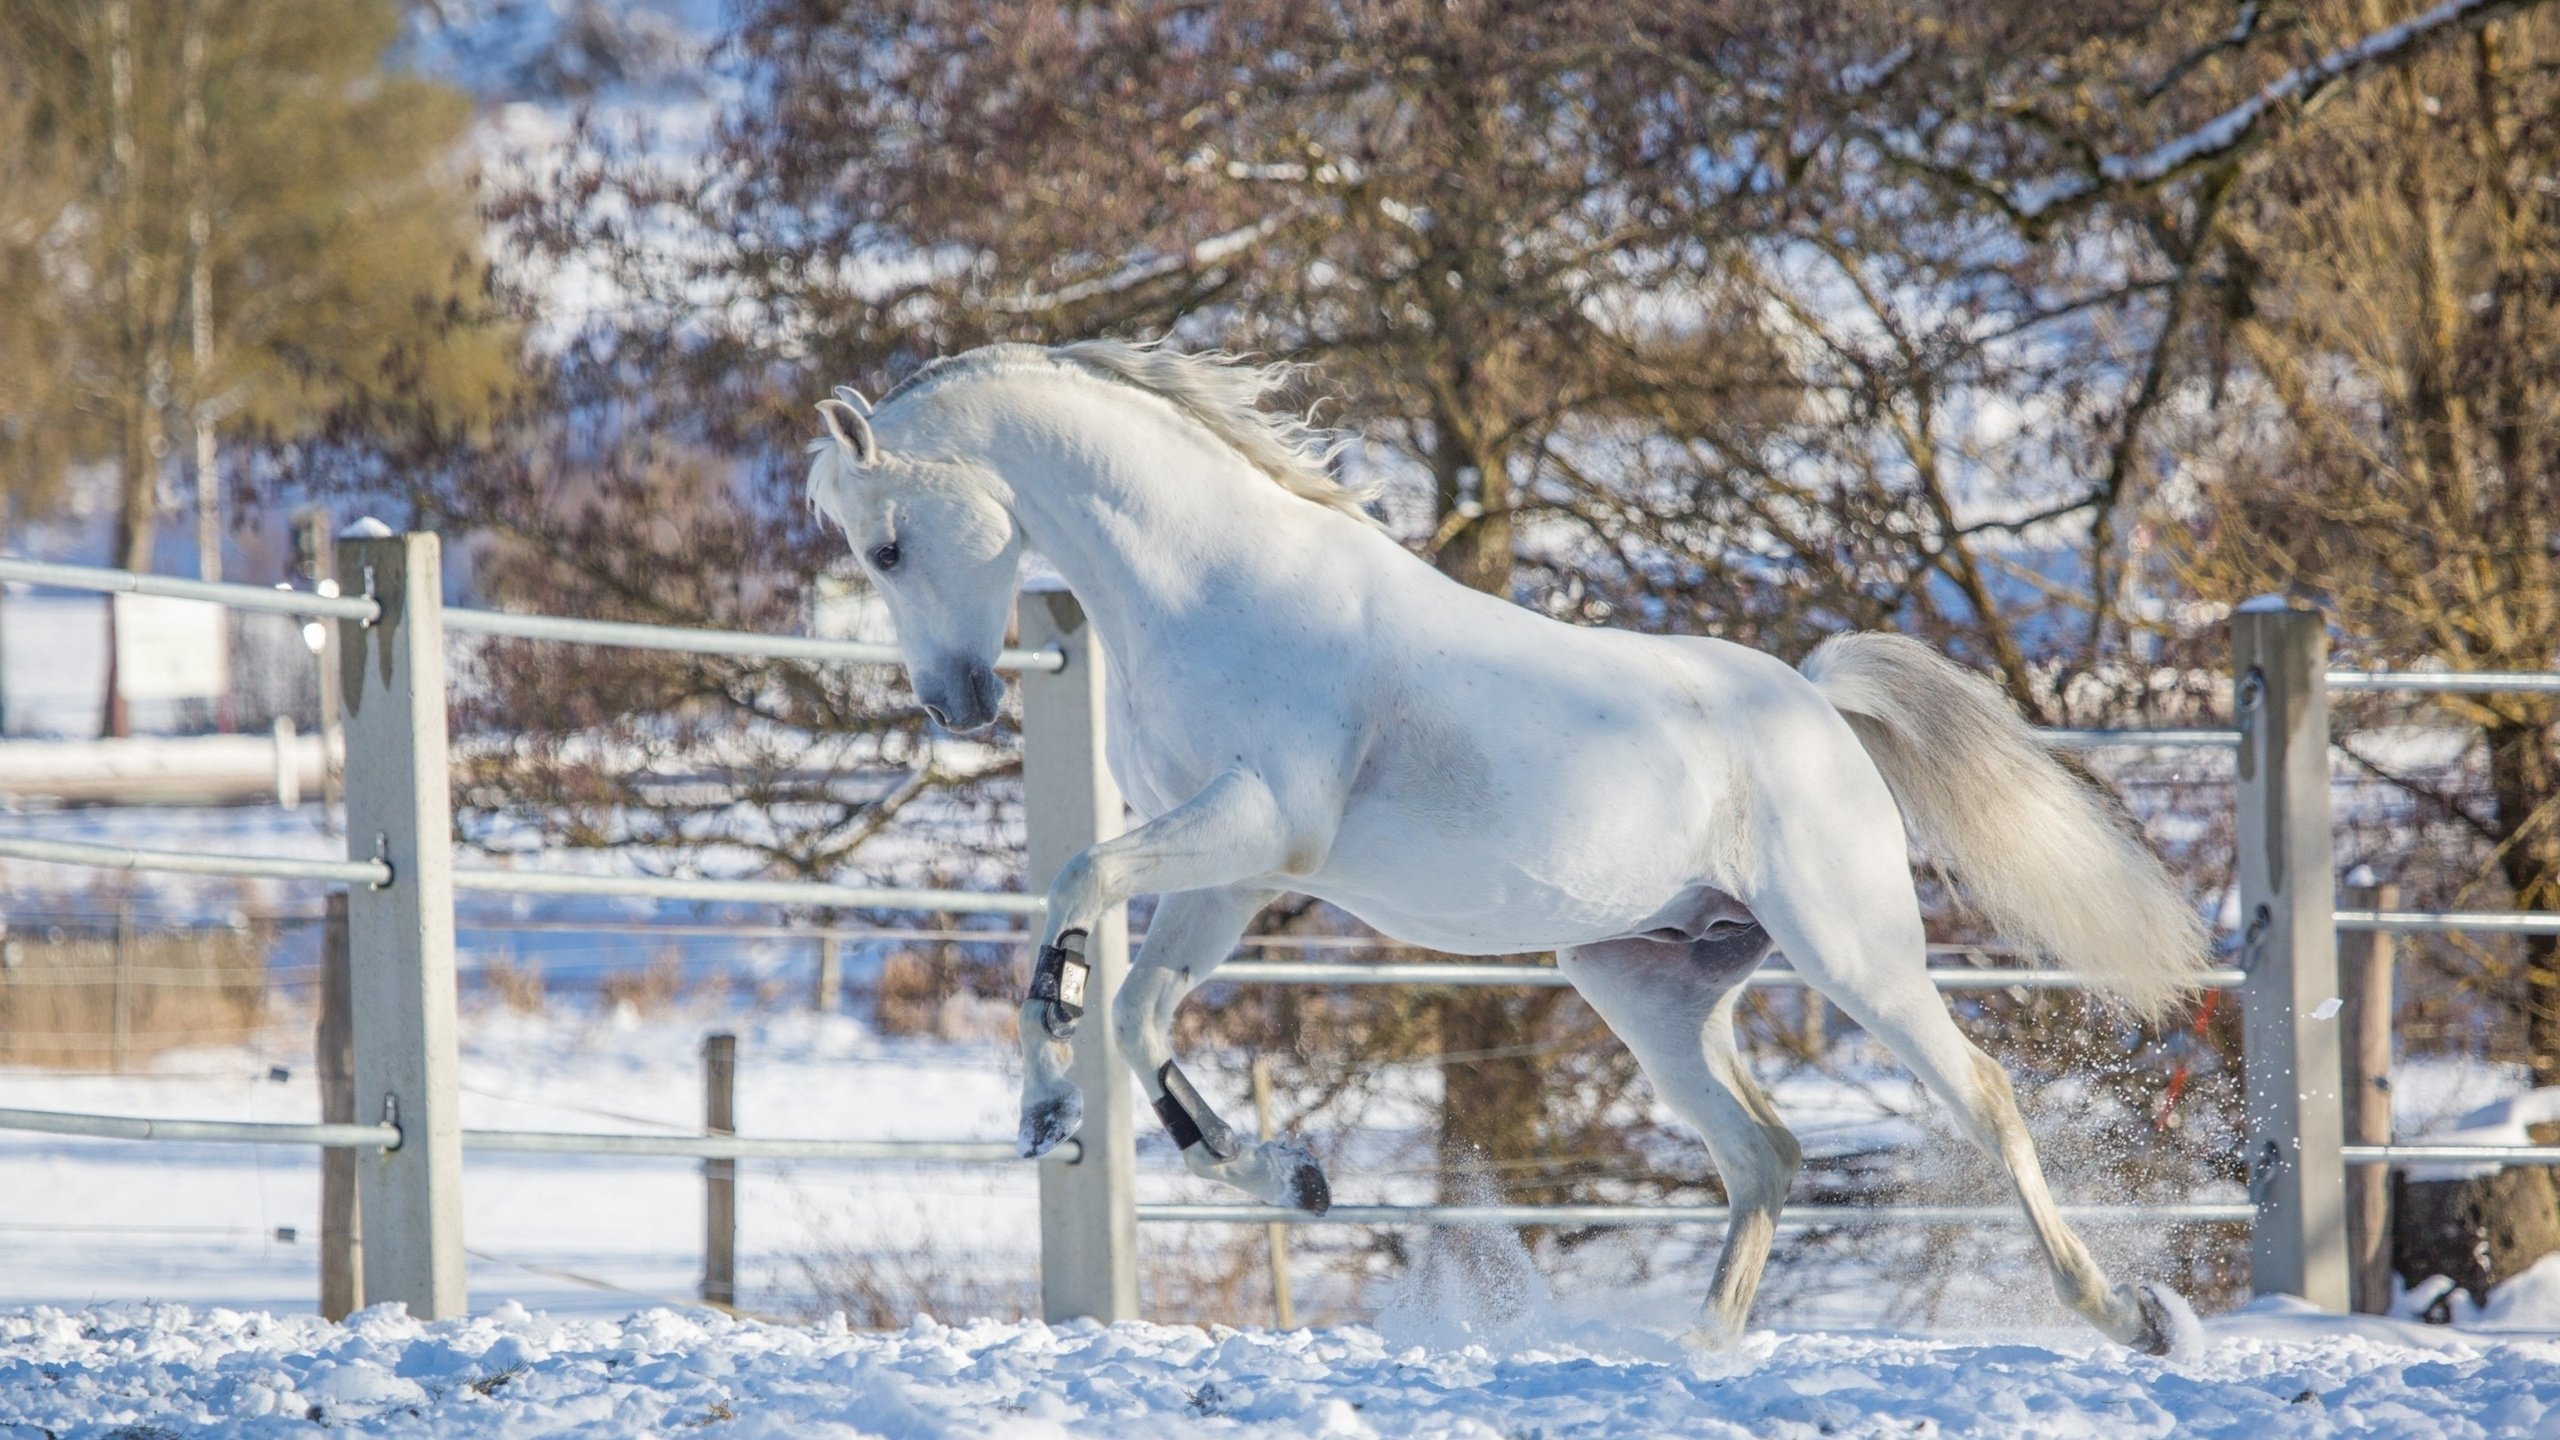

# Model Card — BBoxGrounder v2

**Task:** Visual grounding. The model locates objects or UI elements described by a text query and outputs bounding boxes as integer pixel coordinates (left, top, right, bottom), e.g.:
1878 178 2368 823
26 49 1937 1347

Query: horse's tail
1800 632 2209 1017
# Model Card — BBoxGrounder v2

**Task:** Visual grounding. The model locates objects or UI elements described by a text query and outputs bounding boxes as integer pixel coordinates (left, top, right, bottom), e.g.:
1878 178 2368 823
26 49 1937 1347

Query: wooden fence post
813 934 842 1014
2340 881 2397 1314
111 904 133 1074
319 892 362 1320
1019 585 1139 1323
1252 1056 1294 1329
2233 598 2349 1310
703 1032 738 1308
338 530 465 1319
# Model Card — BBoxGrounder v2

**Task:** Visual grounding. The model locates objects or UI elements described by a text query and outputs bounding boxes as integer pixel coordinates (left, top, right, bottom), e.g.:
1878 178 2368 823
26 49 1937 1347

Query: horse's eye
869 541 901 572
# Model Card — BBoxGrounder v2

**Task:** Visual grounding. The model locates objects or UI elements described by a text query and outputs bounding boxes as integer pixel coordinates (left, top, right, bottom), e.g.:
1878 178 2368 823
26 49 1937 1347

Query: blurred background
2 0 2558 1331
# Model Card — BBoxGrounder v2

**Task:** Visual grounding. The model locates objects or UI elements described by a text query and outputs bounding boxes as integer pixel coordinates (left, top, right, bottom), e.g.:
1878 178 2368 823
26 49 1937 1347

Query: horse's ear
815 397 877 465
830 385 874 417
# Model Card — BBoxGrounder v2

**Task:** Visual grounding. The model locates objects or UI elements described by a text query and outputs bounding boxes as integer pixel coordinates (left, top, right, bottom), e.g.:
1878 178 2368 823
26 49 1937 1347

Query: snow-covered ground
5 1296 2559 1438
3 900 2559 1435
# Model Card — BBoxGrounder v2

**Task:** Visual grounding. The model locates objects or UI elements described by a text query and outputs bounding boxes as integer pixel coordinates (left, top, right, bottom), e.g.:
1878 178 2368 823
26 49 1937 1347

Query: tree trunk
2485 718 2560 1085
1434 988 1573 1201
183 0 220 586
102 0 160 739
2394 1164 2560 1317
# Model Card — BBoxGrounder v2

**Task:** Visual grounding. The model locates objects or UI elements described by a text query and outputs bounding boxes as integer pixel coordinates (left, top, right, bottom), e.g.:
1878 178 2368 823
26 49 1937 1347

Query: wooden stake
703 1031 738 1308
111 905 133 1074
1252 1055 1295 1329
813 933 842 1014
319 892 362 1320
2340 882 2396 1314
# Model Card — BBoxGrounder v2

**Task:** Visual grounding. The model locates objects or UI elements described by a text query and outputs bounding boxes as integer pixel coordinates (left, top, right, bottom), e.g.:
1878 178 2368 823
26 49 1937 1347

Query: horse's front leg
1113 886 1331 1213
1016 770 1297 1158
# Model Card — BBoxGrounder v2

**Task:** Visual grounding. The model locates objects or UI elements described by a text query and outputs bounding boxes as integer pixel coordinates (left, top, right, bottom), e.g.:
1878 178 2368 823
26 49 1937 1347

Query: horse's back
1306 592 1865 952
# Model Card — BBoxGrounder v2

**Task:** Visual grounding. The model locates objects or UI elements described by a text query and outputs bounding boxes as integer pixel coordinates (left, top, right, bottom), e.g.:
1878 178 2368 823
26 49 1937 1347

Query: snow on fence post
1019 586 1139 1322
337 530 466 1320
2232 598 2349 1310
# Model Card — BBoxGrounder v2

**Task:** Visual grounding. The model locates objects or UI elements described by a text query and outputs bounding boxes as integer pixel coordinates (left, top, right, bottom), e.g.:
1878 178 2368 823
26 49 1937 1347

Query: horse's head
807 387 1023 733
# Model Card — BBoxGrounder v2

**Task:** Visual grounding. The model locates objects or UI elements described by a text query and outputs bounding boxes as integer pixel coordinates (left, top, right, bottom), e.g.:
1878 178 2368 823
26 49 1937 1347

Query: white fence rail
0 833 389 887
5 551 2559 1325
1139 1202 2263 1228
0 1107 1069 1165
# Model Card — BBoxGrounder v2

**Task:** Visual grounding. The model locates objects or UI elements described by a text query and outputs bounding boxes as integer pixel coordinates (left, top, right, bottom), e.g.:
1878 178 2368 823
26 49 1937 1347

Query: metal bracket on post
338 532 465 1320
2232 598 2349 1311
1019 586 1139 1324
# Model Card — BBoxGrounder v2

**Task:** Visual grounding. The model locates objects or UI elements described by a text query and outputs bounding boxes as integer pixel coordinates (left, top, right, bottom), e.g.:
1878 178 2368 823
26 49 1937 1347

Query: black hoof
2129 1282 2177 1357
1019 1092 1083 1159
1281 1146 1331 1215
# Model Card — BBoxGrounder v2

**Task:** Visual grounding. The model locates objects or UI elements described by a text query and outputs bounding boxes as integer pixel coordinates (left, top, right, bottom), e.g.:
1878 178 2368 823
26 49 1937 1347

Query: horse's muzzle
918 660 1001 733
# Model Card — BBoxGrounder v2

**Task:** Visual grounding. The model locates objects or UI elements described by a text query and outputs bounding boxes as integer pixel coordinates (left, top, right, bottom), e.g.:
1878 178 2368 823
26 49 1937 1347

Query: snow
2404 1087 2560 1180
0 1013 1043 1319
3 1299 2558 1439
7 1015 2560 1436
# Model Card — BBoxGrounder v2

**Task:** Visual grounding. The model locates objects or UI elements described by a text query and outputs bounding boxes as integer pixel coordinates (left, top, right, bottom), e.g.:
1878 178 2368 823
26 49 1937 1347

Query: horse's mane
865 340 1374 520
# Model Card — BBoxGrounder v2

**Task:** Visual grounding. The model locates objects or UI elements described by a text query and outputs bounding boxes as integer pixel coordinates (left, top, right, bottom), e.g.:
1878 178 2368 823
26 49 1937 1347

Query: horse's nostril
923 702 951 726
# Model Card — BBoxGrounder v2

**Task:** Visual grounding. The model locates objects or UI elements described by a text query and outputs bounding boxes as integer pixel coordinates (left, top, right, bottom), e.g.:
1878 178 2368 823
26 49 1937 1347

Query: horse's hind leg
1748 847 2176 1352
1561 930 1798 1342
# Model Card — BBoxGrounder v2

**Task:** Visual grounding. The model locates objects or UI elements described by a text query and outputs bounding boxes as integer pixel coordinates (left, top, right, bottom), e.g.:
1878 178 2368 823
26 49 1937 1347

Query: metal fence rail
453 867 1047 916
2037 728 2240 748
2344 1145 2560 1168
2328 670 2560 695
1207 961 2252 990
463 1130 1070 1163
0 556 379 622
0 832 1046 915
0 833 391 887
1139 1202 2258 1227
0 554 1063 673
2334 908 2560 936
443 606 1064 673
0 1108 1070 1164
0 1107 401 1150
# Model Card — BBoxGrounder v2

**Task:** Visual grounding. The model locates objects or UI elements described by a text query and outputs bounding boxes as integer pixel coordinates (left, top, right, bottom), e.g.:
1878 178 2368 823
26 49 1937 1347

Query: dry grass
597 949 688 1017
786 1230 1290 1331
480 955 551 1015
873 948 1015 1042
0 923 266 1069
788 1242 1040 1329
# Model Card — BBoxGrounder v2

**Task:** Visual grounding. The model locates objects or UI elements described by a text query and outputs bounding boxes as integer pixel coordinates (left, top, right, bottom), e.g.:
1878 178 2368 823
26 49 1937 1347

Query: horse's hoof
2123 1281 2196 1357
1281 1145 1331 1215
1019 1090 1084 1158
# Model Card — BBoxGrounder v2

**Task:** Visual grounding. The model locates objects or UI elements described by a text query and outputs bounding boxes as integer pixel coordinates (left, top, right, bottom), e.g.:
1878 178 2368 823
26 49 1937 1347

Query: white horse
807 341 2210 1350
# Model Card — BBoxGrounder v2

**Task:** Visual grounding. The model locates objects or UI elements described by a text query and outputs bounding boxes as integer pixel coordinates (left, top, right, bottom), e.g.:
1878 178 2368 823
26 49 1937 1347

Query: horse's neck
990 386 1306 664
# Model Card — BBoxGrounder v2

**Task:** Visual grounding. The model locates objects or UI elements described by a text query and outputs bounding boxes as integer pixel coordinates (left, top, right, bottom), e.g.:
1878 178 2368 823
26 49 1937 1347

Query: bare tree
2173 7 2560 1082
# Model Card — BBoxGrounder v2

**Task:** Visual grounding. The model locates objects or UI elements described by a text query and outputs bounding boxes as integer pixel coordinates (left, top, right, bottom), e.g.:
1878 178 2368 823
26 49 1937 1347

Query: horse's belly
1301 804 1712 956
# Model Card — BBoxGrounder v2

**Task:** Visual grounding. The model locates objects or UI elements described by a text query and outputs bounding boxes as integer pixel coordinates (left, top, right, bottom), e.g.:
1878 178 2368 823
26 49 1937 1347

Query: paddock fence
0 540 2553 1324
